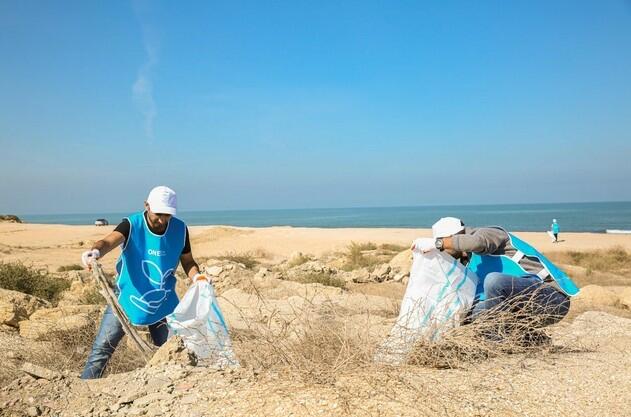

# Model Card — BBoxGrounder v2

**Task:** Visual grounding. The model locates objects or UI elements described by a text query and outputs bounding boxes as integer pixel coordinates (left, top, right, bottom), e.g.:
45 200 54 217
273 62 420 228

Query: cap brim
150 205 176 215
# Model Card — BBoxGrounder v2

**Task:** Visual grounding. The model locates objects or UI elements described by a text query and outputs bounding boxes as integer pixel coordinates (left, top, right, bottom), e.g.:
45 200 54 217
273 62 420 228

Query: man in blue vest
412 217 579 344
79 186 206 379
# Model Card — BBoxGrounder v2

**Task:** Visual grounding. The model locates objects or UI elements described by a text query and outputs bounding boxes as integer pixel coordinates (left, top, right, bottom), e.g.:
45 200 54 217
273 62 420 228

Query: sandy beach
2 222 631 271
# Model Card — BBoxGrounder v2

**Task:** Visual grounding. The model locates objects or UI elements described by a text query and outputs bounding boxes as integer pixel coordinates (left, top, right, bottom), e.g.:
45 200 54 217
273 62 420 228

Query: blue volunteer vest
466 227 580 300
115 212 186 325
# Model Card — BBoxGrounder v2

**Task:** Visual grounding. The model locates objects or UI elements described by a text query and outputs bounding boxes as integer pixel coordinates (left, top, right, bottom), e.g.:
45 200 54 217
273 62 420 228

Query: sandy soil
1 222 631 416
2 222 630 270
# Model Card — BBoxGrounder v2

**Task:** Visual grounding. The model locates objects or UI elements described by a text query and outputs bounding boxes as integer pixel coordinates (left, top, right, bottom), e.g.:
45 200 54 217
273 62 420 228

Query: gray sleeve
451 227 509 255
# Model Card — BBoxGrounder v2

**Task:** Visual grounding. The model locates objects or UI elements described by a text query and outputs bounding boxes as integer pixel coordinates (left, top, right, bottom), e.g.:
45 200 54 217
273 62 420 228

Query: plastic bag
375 250 478 364
166 280 239 368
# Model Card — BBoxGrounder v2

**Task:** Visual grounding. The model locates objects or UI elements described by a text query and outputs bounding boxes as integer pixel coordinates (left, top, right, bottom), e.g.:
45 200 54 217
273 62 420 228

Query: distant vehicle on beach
94 219 109 226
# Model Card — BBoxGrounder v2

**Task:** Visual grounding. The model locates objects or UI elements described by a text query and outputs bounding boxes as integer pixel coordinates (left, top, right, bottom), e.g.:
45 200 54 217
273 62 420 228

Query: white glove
411 238 436 253
192 273 209 283
81 249 100 267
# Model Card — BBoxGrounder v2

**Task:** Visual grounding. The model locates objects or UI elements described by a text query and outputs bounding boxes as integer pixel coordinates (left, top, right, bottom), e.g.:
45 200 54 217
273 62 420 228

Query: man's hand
192 273 210 283
411 238 436 253
81 249 101 268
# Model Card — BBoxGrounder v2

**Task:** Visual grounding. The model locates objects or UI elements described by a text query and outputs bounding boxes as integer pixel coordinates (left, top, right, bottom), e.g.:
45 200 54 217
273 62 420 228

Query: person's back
412 217 579 345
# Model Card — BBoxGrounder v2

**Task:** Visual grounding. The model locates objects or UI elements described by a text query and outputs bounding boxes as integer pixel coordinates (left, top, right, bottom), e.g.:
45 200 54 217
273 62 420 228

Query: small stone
206 266 223 277
26 406 41 416
21 362 61 380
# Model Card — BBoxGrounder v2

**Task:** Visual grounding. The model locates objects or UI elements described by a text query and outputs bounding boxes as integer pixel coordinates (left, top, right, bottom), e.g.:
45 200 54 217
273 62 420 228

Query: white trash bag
166 280 239 368
375 250 478 365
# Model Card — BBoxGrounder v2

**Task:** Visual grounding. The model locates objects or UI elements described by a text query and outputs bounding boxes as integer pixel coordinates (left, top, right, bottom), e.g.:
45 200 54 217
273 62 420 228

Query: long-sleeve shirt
452 227 546 276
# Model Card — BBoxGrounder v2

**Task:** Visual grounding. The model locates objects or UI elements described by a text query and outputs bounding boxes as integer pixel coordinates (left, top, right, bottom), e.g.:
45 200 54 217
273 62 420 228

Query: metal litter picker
90 261 156 361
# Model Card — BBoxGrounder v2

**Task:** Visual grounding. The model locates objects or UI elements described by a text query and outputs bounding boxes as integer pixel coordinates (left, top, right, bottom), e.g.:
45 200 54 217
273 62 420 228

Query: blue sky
1 1 630 215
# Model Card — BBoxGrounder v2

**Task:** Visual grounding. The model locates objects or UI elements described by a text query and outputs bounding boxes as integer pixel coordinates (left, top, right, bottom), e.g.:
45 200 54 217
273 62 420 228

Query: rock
21 362 61 380
18 305 101 340
0 288 49 327
254 267 270 279
206 266 223 277
620 287 631 310
572 285 620 308
0 214 22 223
58 279 101 306
26 406 41 416
372 264 391 282
392 273 406 282
389 250 412 275
148 336 197 367
347 268 372 284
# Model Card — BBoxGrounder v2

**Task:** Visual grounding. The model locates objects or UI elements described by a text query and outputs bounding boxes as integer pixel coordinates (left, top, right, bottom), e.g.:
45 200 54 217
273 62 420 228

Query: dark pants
80 305 168 379
469 273 570 338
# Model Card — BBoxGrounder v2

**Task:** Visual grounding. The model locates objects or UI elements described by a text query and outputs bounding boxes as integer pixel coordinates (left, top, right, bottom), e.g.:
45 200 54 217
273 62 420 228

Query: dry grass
379 243 408 253
293 272 346 288
57 264 84 272
0 261 70 303
215 251 259 269
79 286 107 305
286 253 313 268
399 292 588 369
341 242 382 271
546 246 631 276
4 310 145 382
231 294 375 384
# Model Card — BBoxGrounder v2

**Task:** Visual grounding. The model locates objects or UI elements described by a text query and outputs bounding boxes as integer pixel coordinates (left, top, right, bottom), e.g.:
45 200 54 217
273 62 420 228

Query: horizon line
16 199 631 218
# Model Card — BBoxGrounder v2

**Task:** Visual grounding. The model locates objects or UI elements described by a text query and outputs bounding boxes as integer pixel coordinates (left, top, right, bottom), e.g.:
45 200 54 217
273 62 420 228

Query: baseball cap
146 186 177 215
432 217 465 238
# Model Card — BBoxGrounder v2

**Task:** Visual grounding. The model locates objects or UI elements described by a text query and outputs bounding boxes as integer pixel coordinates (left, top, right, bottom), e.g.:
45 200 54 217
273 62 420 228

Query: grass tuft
0 261 70 303
294 272 346 288
341 242 382 271
57 264 84 272
216 251 259 269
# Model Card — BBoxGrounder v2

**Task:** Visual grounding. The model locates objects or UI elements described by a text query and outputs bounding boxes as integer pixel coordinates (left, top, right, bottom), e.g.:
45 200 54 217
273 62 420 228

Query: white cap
432 217 464 238
553 219 557 222
146 186 177 215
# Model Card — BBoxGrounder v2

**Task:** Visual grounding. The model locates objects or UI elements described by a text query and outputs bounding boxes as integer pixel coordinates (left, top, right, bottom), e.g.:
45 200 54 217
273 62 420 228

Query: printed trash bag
374 250 478 365
166 280 239 368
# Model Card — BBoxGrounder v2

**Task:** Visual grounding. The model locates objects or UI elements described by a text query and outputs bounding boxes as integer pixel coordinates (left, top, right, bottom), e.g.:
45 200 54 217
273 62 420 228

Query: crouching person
413 217 580 344
80 186 206 379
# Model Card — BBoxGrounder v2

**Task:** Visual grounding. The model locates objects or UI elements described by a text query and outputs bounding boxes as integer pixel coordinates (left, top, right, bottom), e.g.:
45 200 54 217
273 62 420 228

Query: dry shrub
286 253 312 268
79 286 107 305
406 291 582 369
0 261 70 303
292 272 346 288
27 312 148 377
216 251 259 269
379 243 408 253
546 246 631 276
230 290 375 384
342 242 382 271
57 264 83 272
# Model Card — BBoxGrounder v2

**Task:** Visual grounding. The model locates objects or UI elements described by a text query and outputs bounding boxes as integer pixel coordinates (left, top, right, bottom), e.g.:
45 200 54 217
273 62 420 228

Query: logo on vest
148 249 166 257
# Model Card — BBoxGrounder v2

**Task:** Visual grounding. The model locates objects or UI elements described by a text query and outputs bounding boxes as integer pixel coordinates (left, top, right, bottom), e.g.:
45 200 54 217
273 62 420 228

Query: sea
18 201 631 233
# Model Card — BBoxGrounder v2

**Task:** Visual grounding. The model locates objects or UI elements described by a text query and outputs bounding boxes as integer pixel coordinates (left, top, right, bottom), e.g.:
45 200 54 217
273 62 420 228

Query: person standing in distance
80 186 206 379
551 219 560 243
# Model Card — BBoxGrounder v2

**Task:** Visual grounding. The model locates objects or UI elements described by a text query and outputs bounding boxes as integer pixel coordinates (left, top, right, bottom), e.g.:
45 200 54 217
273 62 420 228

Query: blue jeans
469 272 570 330
81 305 169 379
